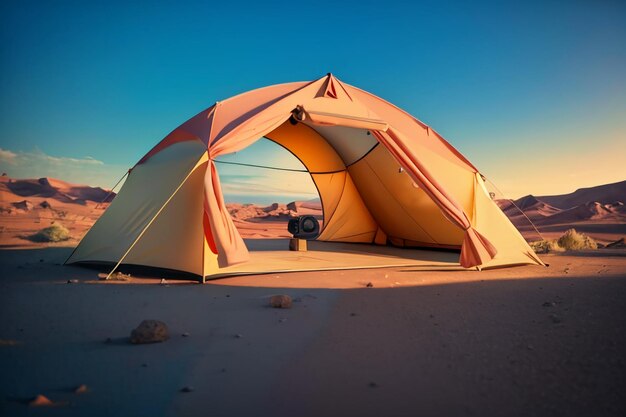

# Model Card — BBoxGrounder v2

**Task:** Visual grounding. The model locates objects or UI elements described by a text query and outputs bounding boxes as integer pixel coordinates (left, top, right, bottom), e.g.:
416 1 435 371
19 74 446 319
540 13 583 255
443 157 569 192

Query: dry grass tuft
530 229 597 253
529 239 564 254
29 223 71 242
557 228 598 250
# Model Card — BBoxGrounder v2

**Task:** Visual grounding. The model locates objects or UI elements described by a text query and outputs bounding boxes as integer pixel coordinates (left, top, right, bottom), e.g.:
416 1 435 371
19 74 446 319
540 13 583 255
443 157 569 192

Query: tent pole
94 169 130 210
103 160 203 280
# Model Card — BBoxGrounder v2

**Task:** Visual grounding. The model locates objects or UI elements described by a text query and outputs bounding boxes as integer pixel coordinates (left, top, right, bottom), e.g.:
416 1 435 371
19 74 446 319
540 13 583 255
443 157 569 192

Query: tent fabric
346 145 465 247
371 128 497 268
66 140 211 274
67 73 544 277
195 74 495 268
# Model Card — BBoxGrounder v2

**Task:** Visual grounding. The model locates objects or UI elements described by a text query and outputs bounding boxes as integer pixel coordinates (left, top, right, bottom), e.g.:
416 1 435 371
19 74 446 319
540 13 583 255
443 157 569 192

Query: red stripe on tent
203 211 218 255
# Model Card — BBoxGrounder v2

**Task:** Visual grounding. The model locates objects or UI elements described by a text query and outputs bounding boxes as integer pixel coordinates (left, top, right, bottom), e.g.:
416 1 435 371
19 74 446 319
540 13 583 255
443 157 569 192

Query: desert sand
1 248 625 416
1 177 626 416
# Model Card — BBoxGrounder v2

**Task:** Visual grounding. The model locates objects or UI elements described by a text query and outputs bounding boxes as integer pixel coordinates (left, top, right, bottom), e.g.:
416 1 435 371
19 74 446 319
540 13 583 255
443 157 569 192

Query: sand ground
1 247 625 417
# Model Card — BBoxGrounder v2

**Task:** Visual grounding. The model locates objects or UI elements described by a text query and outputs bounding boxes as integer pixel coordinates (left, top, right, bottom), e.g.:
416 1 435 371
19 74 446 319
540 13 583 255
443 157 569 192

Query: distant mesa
227 200 322 222
1 176 116 205
515 195 542 210
12 200 33 211
286 201 298 211
287 198 322 212
263 203 280 213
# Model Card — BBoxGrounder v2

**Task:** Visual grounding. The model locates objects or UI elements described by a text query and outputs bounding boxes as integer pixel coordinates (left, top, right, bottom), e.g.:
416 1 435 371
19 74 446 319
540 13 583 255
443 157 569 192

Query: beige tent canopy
66 74 543 281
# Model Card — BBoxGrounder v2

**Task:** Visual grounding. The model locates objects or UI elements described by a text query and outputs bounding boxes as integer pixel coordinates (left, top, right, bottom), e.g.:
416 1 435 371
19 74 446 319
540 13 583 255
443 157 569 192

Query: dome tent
66 74 543 282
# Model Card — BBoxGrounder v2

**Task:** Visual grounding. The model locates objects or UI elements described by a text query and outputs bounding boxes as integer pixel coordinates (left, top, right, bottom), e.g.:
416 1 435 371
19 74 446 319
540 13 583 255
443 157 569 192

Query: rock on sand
130 320 169 344
29 394 54 407
269 295 292 308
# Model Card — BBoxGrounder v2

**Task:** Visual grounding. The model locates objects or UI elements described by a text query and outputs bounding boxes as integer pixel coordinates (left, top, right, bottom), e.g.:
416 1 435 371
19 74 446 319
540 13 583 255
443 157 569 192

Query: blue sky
0 0 624 202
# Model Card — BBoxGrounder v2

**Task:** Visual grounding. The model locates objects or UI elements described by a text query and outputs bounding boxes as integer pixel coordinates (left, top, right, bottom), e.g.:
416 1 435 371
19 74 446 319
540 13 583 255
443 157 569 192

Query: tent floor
207 239 463 280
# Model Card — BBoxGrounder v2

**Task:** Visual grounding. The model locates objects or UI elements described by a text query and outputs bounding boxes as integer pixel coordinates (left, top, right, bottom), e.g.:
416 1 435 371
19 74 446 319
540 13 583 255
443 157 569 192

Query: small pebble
234 334 243 339
350 313 357 317
278 318 287 323
67 279 79 284
180 386 194 393
550 314 562 324
29 394 54 407
182 332 190 337
74 384 89 394
368 382 378 388
366 282 373 288
542 301 555 307
269 295 292 308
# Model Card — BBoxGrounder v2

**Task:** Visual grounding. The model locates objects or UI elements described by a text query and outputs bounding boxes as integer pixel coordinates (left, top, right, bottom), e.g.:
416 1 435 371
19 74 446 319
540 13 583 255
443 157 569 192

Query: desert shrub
30 223 71 242
529 239 564 254
557 229 597 250
530 229 598 253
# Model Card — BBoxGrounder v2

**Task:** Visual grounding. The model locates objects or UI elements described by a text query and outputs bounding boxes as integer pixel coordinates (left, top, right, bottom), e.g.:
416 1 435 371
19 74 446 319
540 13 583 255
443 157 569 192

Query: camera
287 215 320 240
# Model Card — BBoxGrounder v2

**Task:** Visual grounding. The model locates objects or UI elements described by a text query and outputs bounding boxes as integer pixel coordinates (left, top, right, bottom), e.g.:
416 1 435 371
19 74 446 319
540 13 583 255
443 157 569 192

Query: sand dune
0 176 114 205
0 176 115 247
501 198 626 227
536 201 626 225
496 181 626 244
498 195 561 223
